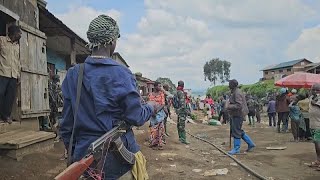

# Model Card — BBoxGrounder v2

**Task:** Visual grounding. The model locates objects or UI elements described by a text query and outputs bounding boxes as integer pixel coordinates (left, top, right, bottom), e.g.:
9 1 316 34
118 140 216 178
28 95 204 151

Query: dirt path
0 111 319 180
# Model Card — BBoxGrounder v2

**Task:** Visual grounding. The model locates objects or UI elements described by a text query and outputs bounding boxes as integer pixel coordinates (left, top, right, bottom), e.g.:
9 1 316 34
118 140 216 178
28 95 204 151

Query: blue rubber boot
228 138 241 155
242 133 255 152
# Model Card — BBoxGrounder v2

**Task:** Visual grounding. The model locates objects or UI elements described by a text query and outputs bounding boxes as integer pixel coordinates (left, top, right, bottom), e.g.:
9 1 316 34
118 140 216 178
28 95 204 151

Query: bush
190 114 198 120
206 85 230 99
207 80 279 99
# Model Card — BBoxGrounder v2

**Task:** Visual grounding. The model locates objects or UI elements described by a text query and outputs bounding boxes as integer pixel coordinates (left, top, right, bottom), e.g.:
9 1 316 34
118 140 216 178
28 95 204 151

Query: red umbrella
275 72 320 89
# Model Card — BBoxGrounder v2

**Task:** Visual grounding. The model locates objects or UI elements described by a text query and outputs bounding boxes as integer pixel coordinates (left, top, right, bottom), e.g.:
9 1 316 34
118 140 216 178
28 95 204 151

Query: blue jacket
60 57 154 179
267 100 276 113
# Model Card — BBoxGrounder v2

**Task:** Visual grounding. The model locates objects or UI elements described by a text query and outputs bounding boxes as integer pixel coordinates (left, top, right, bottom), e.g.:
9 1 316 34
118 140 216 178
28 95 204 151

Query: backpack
172 93 180 109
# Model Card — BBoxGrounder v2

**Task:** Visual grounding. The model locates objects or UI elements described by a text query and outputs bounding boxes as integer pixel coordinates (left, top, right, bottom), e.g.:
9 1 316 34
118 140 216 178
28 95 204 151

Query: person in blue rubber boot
226 79 256 155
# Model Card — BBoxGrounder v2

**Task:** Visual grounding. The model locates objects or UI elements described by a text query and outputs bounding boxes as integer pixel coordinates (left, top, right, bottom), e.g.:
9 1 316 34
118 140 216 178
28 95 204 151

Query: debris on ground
168 158 174 161
196 133 209 139
192 169 202 173
203 168 229 176
160 153 178 157
266 146 287 150
211 150 220 154
202 152 210 155
170 164 176 168
230 162 238 166
202 120 208 124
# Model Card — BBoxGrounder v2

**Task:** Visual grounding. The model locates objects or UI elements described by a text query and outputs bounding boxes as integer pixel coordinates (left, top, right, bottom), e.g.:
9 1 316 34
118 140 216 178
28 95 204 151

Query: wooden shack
135 73 155 97
0 0 89 160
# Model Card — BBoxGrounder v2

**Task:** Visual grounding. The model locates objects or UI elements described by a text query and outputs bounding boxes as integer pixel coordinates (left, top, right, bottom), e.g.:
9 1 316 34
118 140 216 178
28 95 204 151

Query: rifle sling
67 63 85 166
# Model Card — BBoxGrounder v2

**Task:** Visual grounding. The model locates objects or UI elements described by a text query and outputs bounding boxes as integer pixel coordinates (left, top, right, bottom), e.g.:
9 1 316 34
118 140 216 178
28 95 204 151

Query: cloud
287 26 320 62
144 0 316 28
56 6 121 40
118 0 318 89
49 0 320 90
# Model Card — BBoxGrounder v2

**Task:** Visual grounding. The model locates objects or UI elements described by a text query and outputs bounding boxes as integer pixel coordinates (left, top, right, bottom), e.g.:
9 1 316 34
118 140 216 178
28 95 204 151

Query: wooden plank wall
0 0 38 28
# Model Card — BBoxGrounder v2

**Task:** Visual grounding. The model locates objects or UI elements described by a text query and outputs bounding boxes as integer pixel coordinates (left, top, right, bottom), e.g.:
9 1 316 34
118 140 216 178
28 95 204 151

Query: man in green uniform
176 80 190 144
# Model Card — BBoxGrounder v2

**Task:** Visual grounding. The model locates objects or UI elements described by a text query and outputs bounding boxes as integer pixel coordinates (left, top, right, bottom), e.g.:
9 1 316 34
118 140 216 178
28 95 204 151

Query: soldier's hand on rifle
147 101 162 114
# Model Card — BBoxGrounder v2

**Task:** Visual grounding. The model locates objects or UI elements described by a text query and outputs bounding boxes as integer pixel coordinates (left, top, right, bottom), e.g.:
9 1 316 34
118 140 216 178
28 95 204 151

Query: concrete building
261 59 313 81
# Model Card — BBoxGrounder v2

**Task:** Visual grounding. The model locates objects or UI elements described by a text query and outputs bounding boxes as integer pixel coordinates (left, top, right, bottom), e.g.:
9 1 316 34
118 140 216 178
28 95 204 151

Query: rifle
55 122 135 180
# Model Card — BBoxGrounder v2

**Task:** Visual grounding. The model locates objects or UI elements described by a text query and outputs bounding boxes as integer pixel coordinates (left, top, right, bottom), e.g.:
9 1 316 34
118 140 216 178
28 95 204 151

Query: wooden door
18 28 49 119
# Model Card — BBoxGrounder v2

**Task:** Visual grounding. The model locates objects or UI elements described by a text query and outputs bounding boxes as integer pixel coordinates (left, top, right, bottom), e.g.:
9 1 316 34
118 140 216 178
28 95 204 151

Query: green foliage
203 58 231 86
207 80 279 99
206 85 230 99
190 114 198 120
156 77 176 94
242 80 278 98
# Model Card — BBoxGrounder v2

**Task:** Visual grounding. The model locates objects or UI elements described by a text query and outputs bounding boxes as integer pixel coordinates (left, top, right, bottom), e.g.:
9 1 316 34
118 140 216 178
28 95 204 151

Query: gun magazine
113 137 136 165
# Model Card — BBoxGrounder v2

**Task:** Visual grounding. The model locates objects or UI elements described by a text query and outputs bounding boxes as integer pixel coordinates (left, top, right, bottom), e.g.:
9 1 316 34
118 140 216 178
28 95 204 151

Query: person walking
176 80 190 144
289 98 306 142
226 79 255 155
307 83 320 170
163 84 172 137
267 97 277 127
255 97 262 123
148 82 167 150
276 88 291 133
247 95 256 127
297 94 312 140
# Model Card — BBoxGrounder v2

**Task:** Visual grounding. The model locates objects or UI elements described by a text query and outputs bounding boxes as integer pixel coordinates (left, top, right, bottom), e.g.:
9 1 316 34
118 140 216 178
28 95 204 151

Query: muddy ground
0 111 320 180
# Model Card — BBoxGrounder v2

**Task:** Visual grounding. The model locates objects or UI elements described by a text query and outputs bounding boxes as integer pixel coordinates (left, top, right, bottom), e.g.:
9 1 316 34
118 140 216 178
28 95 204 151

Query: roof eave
38 6 88 46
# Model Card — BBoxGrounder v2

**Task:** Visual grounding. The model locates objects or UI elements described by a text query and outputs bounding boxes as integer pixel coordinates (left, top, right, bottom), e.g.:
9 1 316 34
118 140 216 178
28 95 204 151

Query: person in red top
206 95 215 115
148 82 166 150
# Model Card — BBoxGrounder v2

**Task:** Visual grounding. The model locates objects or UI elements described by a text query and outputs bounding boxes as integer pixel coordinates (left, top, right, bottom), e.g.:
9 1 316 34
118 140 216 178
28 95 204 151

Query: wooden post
70 37 76 65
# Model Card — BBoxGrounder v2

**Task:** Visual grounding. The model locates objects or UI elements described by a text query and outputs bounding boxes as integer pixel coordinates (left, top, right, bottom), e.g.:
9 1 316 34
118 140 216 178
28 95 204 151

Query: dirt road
0 111 319 180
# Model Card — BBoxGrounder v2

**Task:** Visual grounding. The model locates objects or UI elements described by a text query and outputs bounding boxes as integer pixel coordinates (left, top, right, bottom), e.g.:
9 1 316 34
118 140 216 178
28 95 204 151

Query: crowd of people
1 12 319 180
264 86 320 170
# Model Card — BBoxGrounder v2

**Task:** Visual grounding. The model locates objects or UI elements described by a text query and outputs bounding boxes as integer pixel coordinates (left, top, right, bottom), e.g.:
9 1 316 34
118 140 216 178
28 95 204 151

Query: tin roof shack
38 4 90 115
38 5 89 81
0 0 57 160
135 73 155 97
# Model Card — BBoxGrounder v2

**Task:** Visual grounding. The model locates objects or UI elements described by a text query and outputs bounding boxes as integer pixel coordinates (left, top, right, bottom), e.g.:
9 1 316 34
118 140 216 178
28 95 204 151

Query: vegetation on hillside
207 80 279 99
156 77 176 94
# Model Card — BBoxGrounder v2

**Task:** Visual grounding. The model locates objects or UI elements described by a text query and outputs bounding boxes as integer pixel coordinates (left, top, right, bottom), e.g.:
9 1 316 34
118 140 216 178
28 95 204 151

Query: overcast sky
47 0 320 90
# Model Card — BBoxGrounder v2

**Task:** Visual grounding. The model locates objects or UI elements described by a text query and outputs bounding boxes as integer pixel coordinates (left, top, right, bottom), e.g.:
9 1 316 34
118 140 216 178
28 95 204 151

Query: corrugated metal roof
262 59 310 71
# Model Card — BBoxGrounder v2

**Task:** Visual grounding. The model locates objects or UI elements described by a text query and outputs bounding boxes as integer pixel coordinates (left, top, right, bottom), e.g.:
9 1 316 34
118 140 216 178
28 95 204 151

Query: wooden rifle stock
55 155 94 180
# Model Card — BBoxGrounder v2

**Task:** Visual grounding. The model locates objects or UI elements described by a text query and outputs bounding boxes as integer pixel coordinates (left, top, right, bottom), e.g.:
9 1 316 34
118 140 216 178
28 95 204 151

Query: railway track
187 131 268 180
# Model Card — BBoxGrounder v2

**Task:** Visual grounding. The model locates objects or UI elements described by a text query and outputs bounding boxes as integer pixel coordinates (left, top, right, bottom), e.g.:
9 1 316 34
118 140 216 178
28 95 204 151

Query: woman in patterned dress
148 82 166 150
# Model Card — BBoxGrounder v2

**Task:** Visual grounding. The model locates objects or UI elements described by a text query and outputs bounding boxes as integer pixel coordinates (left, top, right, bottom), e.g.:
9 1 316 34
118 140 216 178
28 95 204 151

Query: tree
203 58 231 86
156 77 176 94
